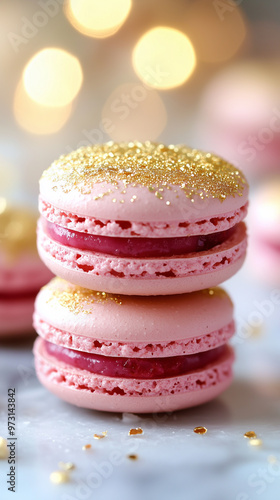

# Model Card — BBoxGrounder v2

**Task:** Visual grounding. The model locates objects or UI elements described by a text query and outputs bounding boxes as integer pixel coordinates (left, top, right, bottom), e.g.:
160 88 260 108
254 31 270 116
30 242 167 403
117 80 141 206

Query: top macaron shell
34 278 234 354
39 143 248 225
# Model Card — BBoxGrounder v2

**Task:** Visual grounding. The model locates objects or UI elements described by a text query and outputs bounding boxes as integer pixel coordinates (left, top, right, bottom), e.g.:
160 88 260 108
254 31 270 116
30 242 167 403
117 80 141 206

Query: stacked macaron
0 200 52 337
33 142 248 412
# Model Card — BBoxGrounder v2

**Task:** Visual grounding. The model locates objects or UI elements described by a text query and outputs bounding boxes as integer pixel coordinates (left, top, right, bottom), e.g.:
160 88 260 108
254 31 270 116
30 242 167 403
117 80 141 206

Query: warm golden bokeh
185 0 247 64
65 0 132 38
14 79 72 135
23 48 83 107
101 82 167 141
132 27 196 89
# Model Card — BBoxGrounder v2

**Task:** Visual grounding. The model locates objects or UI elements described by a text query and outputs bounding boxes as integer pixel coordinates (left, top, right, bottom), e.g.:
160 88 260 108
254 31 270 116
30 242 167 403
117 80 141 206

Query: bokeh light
185 0 247 64
65 0 132 38
102 83 167 141
132 27 196 89
14 79 72 135
0 158 19 194
23 48 83 107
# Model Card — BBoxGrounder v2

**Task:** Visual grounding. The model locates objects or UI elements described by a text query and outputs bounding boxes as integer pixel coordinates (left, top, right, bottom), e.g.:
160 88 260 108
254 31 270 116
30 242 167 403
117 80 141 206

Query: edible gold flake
93 431 107 439
42 142 247 202
46 279 122 314
193 426 207 435
128 428 143 436
58 461 75 471
0 201 37 263
127 454 138 460
248 439 263 447
82 444 91 450
244 431 257 439
50 470 69 484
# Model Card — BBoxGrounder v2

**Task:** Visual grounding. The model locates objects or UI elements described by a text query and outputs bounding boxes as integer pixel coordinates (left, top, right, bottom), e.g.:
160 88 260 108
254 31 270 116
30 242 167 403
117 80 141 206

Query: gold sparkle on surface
49 470 69 484
193 426 207 435
0 201 37 263
58 461 75 471
248 438 263 447
93 431 108 440
46 278 123 314
128 427 143 436
244 431 257 439
82 444 92 451
127 454 138 460
42 142 247 202
0 437 8 459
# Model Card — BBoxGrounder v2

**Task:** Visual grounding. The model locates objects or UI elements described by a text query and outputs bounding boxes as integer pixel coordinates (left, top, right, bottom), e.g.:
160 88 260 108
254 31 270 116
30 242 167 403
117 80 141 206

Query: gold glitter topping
193 426 207 435
127 454 138 460
244 431 257 439
128 427 143 436
49 470 69 484
42 142 247 202
248 438 263 447
46 278 123 314
0 200 37 263
93 431 107 440
82 444 91 450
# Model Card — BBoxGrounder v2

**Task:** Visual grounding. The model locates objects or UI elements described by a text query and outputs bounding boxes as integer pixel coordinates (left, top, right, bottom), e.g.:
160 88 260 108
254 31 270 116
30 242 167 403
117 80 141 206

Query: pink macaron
0 201 53 337
199 60 280 179
37 142 248 296
249 179 280 285
33 277 235 413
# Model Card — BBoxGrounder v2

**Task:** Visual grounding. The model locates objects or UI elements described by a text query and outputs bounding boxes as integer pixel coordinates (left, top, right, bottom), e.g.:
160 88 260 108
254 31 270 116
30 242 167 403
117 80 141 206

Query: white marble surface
1 264 280 500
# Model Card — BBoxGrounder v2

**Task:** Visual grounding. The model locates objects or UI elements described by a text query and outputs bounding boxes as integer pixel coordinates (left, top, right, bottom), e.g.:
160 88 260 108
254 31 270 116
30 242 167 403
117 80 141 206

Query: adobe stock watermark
236 459 280 499
213 0 244 21
237 107 280 163
232 289 280 345
7 0 64 53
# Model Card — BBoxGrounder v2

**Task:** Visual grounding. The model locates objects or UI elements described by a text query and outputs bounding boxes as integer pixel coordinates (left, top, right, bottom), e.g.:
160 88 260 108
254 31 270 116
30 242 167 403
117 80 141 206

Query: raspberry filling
0 290 38 301
44 219 236 258
44 340 226 379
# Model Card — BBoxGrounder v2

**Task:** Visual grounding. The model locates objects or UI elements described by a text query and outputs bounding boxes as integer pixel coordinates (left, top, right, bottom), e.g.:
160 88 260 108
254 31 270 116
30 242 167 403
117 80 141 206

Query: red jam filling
44 219 236 258
0 290 38 301
44 340 225 379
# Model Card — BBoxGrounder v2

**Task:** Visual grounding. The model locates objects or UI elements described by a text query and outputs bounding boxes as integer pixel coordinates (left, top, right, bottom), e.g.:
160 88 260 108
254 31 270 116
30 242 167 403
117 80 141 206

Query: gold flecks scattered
58 461 75 471
128 427 143 436
82 444 92 451
0 437 8 459
46 278 123 314
50 471 69 484
193 426 207 435
248 438 263 447
93 431 108 440
127 454 138 461
41 142 247 202
268 455 278 464
0 202 37 263
244 431 257 439
202 287 228 299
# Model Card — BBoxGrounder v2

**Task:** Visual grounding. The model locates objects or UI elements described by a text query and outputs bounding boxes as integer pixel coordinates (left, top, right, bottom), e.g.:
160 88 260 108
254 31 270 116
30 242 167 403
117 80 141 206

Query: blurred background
1 0 280 205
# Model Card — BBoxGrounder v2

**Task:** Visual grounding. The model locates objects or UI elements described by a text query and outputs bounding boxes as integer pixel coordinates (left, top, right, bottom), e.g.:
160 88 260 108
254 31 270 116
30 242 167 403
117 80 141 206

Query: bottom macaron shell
37 221 247 295
34 338 234 413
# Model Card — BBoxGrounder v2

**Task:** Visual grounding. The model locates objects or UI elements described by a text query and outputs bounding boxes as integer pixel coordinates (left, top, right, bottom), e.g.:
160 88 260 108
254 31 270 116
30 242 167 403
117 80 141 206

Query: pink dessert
0 204 53 337
33 277 235 413
199 60 280 179
248 179 280 285
37 142 248 296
